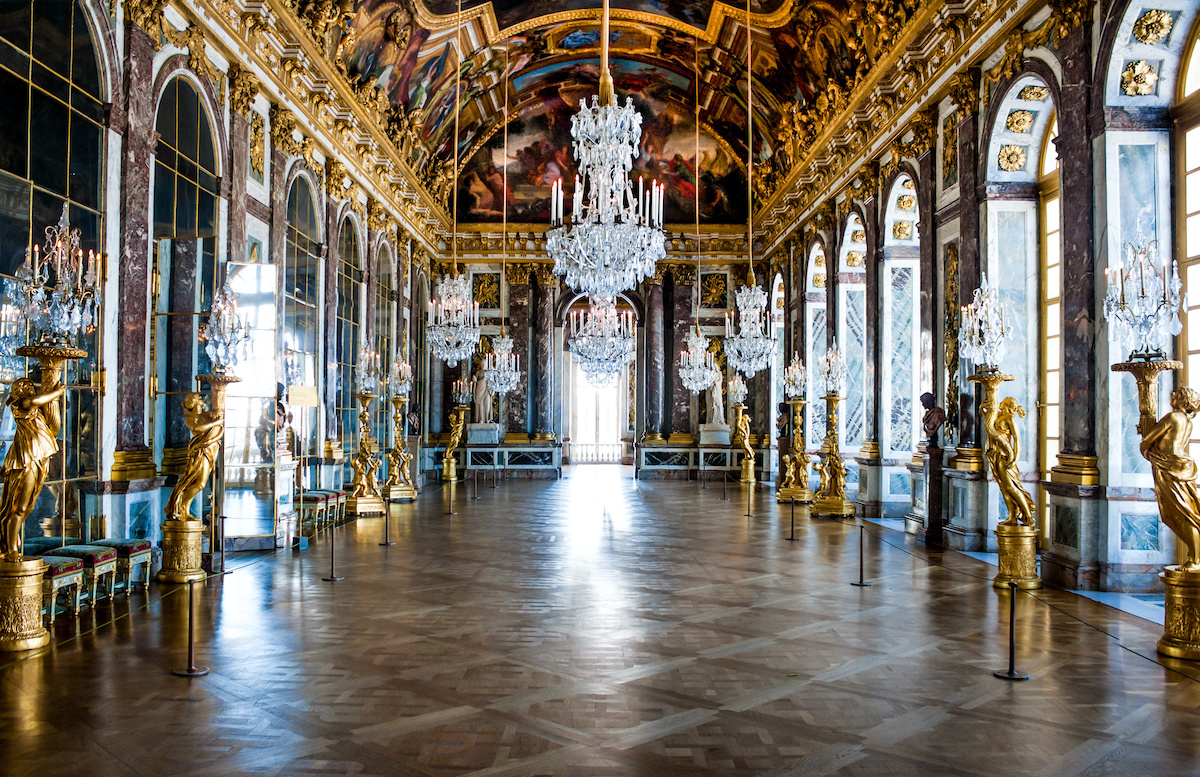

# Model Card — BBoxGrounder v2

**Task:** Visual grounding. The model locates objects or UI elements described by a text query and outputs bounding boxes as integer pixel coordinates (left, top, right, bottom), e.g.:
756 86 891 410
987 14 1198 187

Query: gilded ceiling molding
125 0 167 46
949 69 981 116
162 23 222 83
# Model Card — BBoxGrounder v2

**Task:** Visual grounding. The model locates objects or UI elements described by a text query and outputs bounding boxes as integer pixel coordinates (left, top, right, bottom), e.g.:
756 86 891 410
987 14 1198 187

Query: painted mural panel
420 0 787 31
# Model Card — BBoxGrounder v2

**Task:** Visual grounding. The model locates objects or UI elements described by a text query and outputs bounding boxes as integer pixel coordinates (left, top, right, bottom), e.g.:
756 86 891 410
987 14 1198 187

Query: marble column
643 269 666 443
227 110 249 267
532 265 556 441
323 196 340 444
916 143 943 546
1043 20 1102 589
856 194 883 517
668 266 695 442
505 263 531 441
112 22 158 480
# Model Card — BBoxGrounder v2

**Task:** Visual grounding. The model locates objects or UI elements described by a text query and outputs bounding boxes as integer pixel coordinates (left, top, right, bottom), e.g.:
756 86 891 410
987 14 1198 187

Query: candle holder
811 344 853 517
1103 240 1184 363
382 358 416 501
345 390 384 516
778 354 813 504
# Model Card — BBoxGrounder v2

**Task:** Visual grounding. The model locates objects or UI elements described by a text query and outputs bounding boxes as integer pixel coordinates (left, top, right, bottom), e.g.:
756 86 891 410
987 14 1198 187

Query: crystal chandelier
484 328 520 395
1103 239 1184 361
452 377 473 405
427 271 480 368
728 372 747 405
959 273 1013 370
723 13 775 378
388 356 413 395
544 0 665 299
784 352 807 398
14 203 101 346
354 347 382 394
678 326 718 393
203 281 252 376
569 296 635 386
817 340 848 395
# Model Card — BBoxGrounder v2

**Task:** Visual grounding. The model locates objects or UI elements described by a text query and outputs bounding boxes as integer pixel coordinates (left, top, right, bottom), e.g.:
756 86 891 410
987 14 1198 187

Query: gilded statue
164 392 223 524
445 406 466 457
350 407 381 499
815 453 847 500
737 410 752 462
780 454 797 490
0 377 65 561
983 396 1035 527
794 450 811 492
1141 387 1200 570
385 444 414 489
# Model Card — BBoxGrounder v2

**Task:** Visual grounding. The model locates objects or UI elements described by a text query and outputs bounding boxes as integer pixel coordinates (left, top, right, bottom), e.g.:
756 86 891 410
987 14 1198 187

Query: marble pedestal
0 558 49 651
1159 566 1200 660
158 520 205 583
467 423 501 445
699 424 730 446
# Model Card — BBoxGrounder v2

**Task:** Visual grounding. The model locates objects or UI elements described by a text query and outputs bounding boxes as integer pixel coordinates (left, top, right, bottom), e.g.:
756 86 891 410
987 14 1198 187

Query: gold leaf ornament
1133 10 1174 45
1005 110 1034 134
998 145 1027 172
1121 60 1159 96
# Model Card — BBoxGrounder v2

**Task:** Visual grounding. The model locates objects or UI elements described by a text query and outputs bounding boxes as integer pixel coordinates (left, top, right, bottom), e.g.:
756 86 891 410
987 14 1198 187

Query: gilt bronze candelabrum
384 396 416 501
813 393 853 517
346 392 384 515
442 405 467 481
777 399 814 504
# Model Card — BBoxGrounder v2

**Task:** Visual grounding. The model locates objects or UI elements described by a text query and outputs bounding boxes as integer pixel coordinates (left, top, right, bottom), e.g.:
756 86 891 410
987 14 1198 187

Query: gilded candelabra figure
384 396 416 501
736 406 754 484
442 405 466 481
0 377 66 562
812 393 853 517
163 393 224 524
777 398 814 504
345 391 384 515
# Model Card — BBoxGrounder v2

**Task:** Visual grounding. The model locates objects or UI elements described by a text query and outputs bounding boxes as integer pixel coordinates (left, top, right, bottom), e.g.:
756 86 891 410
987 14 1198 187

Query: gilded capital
228 63 259 115
949 70 980 116
671 264 696 286
533 264 557 286
505 262 533 286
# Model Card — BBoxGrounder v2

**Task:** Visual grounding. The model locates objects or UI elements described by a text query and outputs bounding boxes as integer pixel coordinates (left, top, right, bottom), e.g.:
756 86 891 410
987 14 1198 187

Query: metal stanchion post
994 582 1030 680
786 496 797 541
380 498 395 546
744 482 753 518
474 469 481 499
323 526 344 581
172 580 209 677
446 482 456 516
851 525 872 587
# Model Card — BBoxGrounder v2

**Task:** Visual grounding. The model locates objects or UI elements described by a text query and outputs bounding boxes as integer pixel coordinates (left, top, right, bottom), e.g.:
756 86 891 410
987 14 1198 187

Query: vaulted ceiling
333 0 872 224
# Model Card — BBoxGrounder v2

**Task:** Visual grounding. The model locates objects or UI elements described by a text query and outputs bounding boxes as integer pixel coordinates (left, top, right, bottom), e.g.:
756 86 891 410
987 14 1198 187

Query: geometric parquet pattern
4 465 1200 776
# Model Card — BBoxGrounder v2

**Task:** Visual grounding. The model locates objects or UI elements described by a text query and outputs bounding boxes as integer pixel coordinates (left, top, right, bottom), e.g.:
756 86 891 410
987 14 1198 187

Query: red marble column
955 74 982 450
643 271 665 442
532 265 557 440
668 266 694 440
504 263 531 439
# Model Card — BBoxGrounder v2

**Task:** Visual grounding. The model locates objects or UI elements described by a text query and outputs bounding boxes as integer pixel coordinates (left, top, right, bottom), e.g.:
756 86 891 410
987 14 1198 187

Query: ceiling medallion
892 221 914 240
1005 110 1035 134
1133 10 1174 45
1018 85 1050 102
1121 60 1159 96
997 144 1027 172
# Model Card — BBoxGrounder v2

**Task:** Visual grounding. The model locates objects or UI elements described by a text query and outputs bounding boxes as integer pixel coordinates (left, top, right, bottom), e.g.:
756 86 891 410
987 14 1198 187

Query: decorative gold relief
1018 85 1050 101
942 112 958 188
902 179 915 190
249 112 265 179
851 229 866 244
892 221 913 240
845 250 864 267
949 70 979 115
813 273 827 288
897 194 916 211
227 63 258 115
814 253 826 268
125 0 166 45
472 273 500 308
268 104 304 158
1133 10 1174 45
1005 110 1035 134
998 145 1027 172
1121 60 1159 96
944 242 960 438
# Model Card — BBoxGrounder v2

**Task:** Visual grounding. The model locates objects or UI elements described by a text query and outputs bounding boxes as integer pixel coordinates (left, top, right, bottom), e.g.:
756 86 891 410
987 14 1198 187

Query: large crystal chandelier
204 281 252 376
723 8 775 377
1103 239 1184 361
484 328 520 395
427 0 480 369
569 296 635 386
544 0 665 299
354 347 382 394
14 203 101 346
959 272 1013 370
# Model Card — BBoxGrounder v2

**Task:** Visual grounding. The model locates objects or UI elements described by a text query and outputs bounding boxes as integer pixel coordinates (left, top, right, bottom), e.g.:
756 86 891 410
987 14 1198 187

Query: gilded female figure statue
445 406 466 456
164 393 224 524
737 410 752 460
985 397 1035 526
0 377 65 561
1141 387 1200 570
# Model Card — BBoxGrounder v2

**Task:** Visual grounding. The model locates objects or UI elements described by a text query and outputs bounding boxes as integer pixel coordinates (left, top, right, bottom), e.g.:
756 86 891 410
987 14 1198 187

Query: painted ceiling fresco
337 0 870 223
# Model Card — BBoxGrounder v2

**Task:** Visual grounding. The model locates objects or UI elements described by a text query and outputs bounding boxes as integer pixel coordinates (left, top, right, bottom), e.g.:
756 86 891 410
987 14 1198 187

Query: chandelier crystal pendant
1103 239 1185 361
817 339 849 395
427 271 481 367
484 327 521 395
569 295 635 386
728 372 748 405
959 272 1014 371
679 326 718 394
204 281 252 376
544 0 665 299
354 347 382 394
388 356 413 395
15 203 102 347
783 352 807 398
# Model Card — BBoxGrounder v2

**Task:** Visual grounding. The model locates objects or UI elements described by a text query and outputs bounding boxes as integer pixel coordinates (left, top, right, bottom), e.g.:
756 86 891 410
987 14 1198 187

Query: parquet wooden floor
5 465 1200 776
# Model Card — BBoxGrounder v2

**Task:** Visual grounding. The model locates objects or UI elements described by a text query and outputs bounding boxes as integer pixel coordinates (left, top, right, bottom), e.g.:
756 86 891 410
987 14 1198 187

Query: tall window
336 217 362 464
0 1 104 535
1040 118 1061 527
374 243 393 450
838 216 868 492
1179 26 1200 460
805 243 827 450
284 177 320 461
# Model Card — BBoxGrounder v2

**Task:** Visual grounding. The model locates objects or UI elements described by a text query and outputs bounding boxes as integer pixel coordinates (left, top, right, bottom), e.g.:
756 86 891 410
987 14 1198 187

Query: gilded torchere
346 392 384 516
735 405 755 484
0 344 83 651
443 405 466 481
971 369 1041 590
777 398 814 504
813 393 854 517
159 373 237 583
384 395 416 501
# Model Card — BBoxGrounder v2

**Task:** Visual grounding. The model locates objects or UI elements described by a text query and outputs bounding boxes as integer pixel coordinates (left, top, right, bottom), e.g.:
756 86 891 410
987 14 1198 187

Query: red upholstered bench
90 539 153 595
32 545 117 604
40 556 84 623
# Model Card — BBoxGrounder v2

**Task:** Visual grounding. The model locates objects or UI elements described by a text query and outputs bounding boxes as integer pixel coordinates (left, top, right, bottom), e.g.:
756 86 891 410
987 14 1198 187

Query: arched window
882 177 921 507
284 177 321 461
336 217 363 466
1039 116 1062 527
838 215 868 491
1178 15 1200 459
805 242 827 450
0 0 105 534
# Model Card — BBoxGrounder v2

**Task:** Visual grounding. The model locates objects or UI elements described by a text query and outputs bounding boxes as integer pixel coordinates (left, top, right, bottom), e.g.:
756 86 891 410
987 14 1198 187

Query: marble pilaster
856 196 883 517
532 265 555 440
917 146 943 546
955 79 982 452
505 264 531 440
668 267 694 441
643 272 665 442
323 196 340 442
227 110 249 267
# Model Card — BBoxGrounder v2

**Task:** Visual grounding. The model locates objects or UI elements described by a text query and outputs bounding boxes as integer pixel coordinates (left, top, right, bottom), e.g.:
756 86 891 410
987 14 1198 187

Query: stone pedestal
1159 566 1200 660
157 519 205 583
699 424 730 446
994 523 1041 590
0 558 49 651
467 423 501 445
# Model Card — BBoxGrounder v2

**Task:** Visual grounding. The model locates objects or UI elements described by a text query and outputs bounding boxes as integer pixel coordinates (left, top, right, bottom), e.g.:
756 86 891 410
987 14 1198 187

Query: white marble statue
473 366 494 424
707 371 725 426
